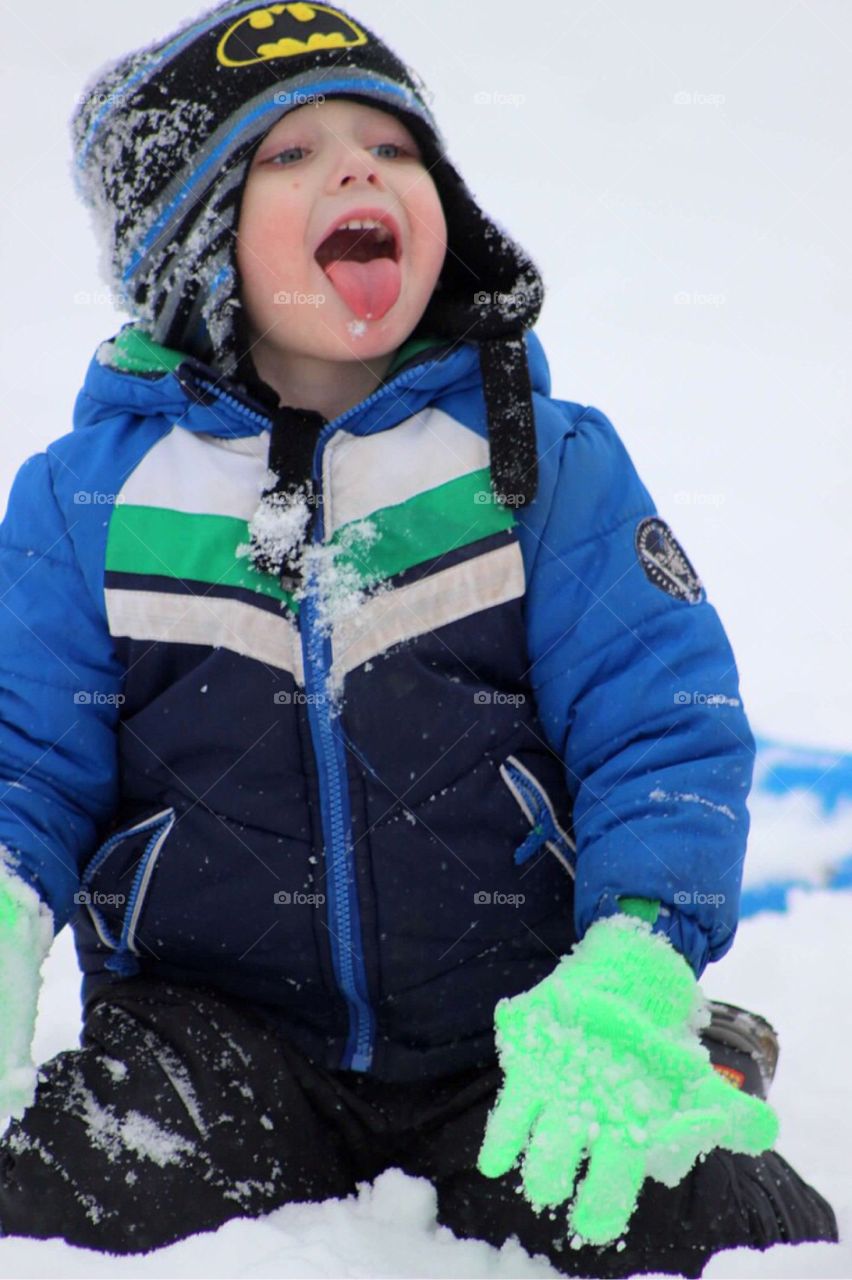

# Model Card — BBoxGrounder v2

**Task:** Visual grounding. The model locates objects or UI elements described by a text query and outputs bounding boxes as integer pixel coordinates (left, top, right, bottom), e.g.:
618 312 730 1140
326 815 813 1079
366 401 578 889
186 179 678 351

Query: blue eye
267 141 412 167
270 146 307 166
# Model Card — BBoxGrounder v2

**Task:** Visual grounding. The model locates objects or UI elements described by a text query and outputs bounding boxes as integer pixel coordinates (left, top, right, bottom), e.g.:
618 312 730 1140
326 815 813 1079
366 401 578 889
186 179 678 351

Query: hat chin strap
478 335 539 510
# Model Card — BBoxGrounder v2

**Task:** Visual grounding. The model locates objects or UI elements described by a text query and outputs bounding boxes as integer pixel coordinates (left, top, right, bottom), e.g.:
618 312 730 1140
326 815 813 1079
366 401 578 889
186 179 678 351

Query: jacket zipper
304 360 451 1071
199 355 450 1072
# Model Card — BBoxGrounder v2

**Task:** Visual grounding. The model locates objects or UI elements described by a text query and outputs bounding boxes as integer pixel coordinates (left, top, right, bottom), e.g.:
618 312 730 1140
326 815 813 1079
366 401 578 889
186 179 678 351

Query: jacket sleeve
520 403 754 976
0 450 122 931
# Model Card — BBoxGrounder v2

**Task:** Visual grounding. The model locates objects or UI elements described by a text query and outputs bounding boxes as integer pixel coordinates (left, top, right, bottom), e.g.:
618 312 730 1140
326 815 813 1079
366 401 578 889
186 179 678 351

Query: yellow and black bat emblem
217 3 368 68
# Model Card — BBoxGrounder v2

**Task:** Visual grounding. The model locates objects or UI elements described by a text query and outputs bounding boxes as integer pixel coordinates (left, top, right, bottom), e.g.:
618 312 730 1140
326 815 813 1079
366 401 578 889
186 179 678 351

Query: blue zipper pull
105 948 141 978
514 819 551 866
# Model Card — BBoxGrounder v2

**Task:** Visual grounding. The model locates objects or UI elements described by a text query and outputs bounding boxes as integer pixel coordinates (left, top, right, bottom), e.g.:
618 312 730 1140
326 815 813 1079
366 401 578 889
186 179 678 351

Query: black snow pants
0 980 838 1276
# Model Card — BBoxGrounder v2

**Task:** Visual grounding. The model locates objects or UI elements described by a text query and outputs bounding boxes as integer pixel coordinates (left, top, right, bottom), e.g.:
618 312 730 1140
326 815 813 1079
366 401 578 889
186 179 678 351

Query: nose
341 170 379 186
329 146 382 190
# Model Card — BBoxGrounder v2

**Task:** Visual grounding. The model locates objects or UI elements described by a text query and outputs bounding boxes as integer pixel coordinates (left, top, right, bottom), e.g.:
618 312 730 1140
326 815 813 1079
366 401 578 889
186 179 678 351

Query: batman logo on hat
217 3 368 67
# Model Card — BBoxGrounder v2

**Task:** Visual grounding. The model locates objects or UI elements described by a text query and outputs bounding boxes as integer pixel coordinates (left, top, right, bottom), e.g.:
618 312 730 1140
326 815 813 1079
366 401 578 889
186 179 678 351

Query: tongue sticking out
323 257 401 321
316 224 402 321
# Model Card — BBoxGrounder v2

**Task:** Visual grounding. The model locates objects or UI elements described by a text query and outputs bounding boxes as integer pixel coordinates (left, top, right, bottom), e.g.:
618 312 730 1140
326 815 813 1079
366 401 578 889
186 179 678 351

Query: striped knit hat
71 1 545 506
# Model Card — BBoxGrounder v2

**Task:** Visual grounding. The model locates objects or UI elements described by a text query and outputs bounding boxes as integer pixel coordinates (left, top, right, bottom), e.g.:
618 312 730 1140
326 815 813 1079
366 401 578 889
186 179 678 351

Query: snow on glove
477 912 779 1246
0 861 53 1119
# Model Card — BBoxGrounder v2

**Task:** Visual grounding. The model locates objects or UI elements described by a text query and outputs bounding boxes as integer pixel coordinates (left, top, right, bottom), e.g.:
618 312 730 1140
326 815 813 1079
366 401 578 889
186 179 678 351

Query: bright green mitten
0 866 53 1119
477 912 778 1246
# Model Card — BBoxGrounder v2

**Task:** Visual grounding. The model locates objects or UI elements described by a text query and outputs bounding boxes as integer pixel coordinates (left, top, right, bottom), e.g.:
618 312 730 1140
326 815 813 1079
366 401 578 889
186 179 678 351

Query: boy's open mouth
314 214 402 322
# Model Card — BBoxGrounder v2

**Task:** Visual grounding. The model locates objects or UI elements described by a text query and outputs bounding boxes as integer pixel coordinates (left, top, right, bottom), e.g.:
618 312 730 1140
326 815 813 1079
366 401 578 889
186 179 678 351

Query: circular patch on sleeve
635 517 705 604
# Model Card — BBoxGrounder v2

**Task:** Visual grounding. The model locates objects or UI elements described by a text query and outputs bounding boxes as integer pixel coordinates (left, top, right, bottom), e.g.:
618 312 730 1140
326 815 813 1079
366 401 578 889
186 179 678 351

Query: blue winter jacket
0 323 754 1079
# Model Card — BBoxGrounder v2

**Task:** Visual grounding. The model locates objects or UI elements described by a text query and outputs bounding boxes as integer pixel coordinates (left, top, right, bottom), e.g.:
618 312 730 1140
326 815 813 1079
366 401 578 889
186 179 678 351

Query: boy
0 2 837 1273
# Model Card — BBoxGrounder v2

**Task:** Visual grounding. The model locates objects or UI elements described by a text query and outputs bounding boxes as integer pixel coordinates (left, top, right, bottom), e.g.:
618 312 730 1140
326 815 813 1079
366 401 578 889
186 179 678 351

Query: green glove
477 912 778 1246
0 866 53 1119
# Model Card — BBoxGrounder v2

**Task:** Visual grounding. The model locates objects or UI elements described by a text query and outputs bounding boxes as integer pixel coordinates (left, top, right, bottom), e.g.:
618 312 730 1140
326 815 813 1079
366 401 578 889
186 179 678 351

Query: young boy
0 2 837 1273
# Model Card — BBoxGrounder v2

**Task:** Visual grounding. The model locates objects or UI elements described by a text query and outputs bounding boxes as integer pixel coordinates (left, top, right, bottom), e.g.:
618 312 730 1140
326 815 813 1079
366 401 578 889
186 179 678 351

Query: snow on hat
71 1 545 507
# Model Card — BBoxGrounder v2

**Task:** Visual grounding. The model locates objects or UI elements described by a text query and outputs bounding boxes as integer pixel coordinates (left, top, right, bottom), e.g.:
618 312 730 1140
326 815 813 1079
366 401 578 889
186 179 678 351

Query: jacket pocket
499 756 576 875
79 807 176 977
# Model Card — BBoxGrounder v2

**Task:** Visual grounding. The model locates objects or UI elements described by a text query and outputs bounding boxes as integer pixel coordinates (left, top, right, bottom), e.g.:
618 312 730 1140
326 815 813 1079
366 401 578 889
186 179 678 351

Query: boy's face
236 98 448 370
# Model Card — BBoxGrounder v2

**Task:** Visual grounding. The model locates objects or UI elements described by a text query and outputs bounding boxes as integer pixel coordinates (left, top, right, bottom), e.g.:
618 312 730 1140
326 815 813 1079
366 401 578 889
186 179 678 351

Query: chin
324 308 425 358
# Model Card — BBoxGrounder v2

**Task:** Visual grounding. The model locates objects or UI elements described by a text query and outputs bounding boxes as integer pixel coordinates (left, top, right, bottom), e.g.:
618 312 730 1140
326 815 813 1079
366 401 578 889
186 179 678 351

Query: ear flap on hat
406 149 544 509
412 151 544 341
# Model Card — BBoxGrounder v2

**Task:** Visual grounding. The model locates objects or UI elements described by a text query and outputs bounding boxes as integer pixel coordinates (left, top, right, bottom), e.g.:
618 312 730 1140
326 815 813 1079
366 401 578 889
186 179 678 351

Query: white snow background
1 1 850 1276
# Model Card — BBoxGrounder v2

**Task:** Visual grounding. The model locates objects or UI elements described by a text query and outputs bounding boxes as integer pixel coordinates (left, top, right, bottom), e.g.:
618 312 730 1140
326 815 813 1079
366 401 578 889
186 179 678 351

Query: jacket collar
73 322 551 439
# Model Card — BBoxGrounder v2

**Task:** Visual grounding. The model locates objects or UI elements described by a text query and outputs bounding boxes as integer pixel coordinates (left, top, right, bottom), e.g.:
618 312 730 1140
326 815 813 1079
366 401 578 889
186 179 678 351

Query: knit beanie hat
71 1 544 509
